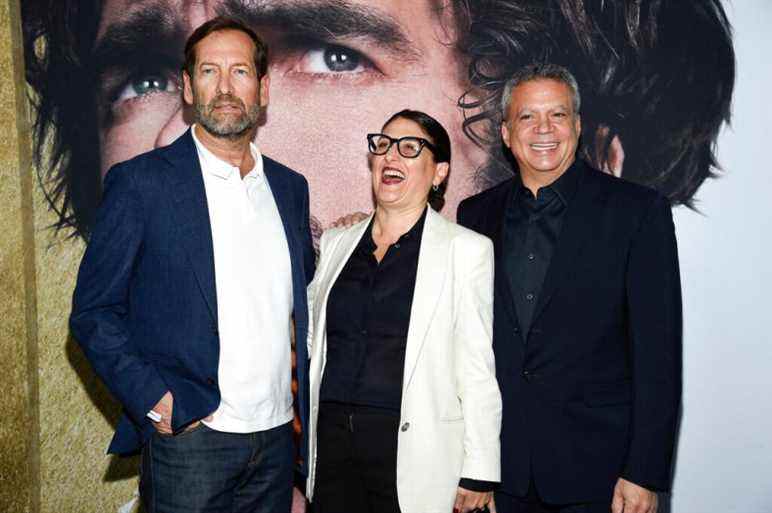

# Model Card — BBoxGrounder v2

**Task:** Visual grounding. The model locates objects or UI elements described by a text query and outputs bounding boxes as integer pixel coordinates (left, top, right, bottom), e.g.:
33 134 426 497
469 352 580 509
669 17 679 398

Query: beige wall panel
0 0 37 511
0 0 129 509
33 217 140 512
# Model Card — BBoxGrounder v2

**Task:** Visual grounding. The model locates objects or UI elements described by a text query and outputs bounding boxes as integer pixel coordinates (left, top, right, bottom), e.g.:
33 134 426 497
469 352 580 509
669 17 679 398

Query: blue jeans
140 421 294 513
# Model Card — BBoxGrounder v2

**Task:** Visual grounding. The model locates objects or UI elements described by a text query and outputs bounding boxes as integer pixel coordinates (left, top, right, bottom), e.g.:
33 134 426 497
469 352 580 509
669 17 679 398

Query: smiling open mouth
382 167 405 184
530 142 559 151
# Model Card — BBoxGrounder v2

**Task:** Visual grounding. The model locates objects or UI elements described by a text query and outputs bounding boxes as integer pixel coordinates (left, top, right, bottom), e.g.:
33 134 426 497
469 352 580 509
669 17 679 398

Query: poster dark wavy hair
22 0 734 240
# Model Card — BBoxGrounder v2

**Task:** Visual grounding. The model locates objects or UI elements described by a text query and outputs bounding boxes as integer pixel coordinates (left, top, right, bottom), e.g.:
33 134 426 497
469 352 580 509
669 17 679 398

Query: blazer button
522 370 532 382
400 422 410 432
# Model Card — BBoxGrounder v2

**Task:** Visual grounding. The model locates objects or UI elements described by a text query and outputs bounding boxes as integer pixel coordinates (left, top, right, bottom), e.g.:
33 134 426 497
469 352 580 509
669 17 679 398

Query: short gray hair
500 63 581 120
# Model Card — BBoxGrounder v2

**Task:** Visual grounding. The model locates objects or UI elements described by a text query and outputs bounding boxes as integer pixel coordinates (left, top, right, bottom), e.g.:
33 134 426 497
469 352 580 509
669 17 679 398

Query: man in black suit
70 17 315 513
458 63 682 513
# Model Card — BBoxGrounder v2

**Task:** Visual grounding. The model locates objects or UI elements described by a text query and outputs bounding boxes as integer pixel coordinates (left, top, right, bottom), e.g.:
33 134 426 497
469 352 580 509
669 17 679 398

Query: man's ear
258 74 270 107
182 70 194 106
501 121 511 149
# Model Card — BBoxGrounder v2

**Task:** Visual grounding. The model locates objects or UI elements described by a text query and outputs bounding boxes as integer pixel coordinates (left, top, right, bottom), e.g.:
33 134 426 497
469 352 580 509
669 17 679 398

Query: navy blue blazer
70 130 315 461
458 160 682 504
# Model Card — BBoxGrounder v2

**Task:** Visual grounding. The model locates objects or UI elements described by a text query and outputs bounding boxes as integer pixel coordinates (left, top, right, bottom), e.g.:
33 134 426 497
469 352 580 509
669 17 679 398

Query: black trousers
311 402 401 513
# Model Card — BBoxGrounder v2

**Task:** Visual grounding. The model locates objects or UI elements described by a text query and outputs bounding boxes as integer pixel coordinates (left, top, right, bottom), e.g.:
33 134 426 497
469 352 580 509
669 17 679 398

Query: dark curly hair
22 0 735 240
23 0 104 239
454 0 735 207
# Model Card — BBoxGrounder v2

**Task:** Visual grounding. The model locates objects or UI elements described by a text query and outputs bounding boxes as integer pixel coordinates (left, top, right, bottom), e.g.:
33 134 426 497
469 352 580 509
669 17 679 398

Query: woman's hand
453 487 493 513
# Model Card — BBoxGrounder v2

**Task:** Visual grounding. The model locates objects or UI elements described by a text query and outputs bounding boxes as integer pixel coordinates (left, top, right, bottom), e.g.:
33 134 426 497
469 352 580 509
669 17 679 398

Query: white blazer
306 208 502 513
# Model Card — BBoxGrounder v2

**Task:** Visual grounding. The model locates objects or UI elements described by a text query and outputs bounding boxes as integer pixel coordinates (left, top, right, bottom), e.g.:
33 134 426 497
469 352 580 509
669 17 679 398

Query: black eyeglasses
366 133 438 159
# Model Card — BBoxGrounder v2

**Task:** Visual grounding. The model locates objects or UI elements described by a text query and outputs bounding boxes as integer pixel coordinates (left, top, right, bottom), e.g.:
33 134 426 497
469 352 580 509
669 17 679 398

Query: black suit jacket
458 160 681 504
70 130 315 463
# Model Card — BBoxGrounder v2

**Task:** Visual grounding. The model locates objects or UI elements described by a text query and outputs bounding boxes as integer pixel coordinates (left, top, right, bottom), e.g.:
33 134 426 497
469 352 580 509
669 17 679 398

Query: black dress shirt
321 208 497 492
320 209 426 412
504 161 581 335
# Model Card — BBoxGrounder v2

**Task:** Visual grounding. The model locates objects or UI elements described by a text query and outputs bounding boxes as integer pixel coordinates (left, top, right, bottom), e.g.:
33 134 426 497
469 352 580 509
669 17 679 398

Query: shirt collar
191 124 263 181
514 157 582 206
360 206 428 253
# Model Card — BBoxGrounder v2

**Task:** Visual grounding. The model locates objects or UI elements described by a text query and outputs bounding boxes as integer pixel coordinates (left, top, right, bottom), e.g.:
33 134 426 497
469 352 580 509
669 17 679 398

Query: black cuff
458 478 499 492
294 467 307 493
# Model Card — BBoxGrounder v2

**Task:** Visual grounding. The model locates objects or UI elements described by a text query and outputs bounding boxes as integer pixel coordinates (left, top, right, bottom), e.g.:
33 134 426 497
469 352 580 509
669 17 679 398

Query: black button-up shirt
320 208 497 492
320 209 426 412
503 161 581 335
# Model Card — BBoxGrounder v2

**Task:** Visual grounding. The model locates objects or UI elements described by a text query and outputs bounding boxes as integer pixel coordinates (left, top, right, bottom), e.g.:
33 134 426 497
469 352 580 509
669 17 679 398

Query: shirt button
400 422 410 432
528 253 535 261
526 293 535 301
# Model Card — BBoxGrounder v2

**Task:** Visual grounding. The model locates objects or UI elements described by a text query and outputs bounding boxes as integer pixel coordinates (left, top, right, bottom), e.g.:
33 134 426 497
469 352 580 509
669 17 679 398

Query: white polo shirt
192 126 294 433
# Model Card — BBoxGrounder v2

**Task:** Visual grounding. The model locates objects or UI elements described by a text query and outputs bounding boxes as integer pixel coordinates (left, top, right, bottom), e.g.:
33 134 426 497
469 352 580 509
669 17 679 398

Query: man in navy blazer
458 64 681 513
70 17 314 513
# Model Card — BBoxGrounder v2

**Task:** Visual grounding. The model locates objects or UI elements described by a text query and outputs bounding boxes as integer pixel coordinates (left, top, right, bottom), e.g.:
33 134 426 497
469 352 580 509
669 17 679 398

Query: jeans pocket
155 420 208 440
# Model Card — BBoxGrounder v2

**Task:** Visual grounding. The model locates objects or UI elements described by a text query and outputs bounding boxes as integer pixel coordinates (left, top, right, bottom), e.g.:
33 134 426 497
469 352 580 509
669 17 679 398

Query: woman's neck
372 203 427 245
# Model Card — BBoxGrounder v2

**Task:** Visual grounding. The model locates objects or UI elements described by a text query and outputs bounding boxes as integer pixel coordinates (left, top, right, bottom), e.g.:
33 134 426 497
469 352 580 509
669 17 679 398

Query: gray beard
195 94 260 140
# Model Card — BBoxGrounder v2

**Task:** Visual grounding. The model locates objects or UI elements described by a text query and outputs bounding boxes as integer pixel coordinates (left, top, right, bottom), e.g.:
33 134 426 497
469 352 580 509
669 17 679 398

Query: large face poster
22 0 734 241
19 0 737 510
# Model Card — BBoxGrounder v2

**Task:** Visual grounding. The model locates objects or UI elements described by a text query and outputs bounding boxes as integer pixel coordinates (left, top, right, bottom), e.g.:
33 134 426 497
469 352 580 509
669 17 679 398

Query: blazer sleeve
306 229 332 356
622 195 682 491
454 234 502 482
69 163 168 425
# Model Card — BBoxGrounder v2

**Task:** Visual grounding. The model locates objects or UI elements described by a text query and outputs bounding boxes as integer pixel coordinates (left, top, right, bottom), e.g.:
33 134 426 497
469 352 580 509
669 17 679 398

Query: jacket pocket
583 381 632 407
438 408 464 423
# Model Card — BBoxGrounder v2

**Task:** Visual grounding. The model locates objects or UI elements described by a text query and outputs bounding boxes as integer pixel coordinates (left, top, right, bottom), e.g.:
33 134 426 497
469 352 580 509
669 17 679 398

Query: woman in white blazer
306 110 501 513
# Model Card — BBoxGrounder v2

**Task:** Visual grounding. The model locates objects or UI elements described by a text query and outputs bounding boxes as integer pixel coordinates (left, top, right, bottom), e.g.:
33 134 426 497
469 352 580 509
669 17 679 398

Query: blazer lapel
263 160 305 320
402 209 449 395
477 179 522 335
531 165 597 324
263 160 300 255
166 130 218 322
316 217 373 335
491 184 524 335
